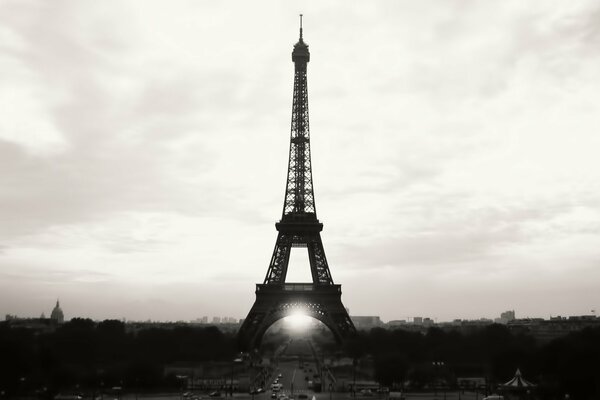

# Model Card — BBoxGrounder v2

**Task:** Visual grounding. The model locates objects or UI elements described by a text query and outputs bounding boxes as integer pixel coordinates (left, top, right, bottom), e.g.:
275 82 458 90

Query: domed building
50 299 64 324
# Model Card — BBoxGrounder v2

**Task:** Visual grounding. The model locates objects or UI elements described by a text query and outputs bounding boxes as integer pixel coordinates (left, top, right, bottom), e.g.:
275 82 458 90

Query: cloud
332 199 559 268
1 1 600 321
0 1 243 242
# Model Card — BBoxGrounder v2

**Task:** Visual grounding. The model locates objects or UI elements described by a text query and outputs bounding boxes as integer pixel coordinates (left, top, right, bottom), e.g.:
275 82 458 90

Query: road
116 339 490 400
268 339 320 400
117 392 487 400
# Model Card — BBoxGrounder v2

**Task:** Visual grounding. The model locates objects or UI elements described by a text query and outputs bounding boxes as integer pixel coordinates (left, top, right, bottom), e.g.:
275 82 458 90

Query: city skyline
8 298 595 325
5 296 574 325
1 1 600 323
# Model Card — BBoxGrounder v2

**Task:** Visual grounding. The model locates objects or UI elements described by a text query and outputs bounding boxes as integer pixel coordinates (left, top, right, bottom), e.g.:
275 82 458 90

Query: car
278 374 283 378
271 394 277 399
209 392 221 397
483 396 504 400
387 394 405 400
298 395 308 400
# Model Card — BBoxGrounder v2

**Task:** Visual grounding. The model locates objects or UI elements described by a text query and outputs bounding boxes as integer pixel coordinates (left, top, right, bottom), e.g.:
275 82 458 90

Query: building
350 316 383 329
387 320 407 327
50 299 64 324
495 310 516 324
508 315 600 343
502 310 516 321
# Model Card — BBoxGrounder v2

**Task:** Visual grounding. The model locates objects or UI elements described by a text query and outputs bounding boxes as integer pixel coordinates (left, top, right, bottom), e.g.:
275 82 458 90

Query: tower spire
299 14 303 40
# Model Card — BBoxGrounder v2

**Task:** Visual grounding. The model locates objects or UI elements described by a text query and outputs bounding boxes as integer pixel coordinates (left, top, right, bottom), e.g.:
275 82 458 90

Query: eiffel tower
238 17 356 350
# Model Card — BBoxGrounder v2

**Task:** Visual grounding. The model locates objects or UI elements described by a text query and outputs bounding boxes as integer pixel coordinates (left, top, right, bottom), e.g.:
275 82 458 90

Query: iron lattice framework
284 35 314 216
238 18 356 350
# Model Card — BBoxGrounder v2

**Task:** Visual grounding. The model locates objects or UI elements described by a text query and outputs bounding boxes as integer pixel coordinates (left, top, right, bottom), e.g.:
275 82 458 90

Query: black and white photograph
1 1 599 399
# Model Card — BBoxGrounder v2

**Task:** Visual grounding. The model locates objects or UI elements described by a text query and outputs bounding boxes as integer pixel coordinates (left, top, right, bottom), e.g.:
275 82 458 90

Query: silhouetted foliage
340 324 600 399
2 321 600 399
374 353 409 387
536 327 600 399
0 320 236 397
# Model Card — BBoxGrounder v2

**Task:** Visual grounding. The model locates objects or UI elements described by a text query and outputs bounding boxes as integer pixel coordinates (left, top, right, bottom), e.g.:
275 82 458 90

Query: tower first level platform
238 284 354 350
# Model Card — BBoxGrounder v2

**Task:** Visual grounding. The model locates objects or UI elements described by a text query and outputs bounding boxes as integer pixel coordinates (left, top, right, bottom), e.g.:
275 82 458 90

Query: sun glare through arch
283 309 313 330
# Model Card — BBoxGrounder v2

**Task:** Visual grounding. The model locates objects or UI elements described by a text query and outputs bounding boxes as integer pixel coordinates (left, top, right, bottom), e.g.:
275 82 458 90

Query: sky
1 0 599 323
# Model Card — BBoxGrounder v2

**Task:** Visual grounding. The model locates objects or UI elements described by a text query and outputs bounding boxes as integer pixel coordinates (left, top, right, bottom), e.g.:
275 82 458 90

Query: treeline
0 318 236 397
3 320 600 399
339 324 600 399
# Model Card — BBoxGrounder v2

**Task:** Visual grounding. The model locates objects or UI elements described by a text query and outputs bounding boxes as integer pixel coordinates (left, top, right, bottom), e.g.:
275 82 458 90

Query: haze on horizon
1 1 599 324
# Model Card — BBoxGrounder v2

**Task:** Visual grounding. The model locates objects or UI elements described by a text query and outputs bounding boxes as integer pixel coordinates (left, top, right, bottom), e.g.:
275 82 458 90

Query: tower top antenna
299 14 303 40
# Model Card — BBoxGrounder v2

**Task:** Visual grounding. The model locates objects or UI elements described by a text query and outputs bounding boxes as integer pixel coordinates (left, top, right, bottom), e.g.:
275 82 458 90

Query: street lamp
249 360 263 400
432 361 445 397
176 375 187 400
19 377 26 398
353 358 357 399
231 356 243 397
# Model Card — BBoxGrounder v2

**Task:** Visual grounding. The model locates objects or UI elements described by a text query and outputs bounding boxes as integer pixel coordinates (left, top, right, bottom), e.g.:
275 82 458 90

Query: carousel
499 369 536 399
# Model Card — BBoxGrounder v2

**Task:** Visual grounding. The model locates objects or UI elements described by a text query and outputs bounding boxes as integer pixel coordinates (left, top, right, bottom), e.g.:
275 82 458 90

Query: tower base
238 283 356 351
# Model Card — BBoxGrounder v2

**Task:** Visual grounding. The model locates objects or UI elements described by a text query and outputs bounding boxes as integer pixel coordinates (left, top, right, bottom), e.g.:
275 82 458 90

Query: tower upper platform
292 15 310 63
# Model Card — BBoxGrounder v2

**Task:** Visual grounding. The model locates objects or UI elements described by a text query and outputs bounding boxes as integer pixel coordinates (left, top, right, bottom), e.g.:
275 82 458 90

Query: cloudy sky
1 0 599 323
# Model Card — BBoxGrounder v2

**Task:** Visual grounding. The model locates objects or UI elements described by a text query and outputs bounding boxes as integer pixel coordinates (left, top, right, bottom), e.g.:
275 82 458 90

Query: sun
284 310 313 330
